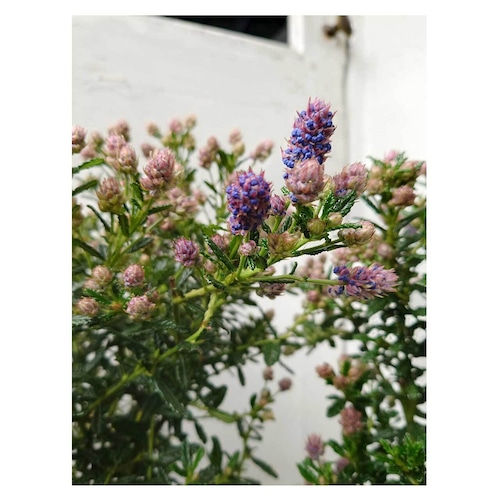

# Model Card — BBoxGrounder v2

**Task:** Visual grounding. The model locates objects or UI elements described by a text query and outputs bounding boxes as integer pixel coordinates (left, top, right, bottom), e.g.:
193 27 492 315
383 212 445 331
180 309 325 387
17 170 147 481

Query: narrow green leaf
236 365 245 386
72 179 98 196
250 456 278 478
131 181 144 203
118 214 130 237
151 377 186 417
86 204 110 231
202 233 236 271
147 204 171 215
192 447 205 470
207 408 236 423
125 236 153 254
72 157 105 175
194 421 207 443
72 238 104 260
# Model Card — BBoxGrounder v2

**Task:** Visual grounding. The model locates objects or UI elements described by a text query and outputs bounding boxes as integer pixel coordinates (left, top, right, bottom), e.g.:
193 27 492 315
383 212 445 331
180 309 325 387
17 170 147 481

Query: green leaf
72 238 105 260
207 408 236 423
118 214 130 237
151 377 186 417
209 437 222 468
201 386 227 409
194 421 207 443
192 446 205 470
147 204 171 215
72 157 105 175
297 461 318 484
125 236 153 254
263 342 280 366
326 397 346 417
72 179 98 196
250 456 278 478
202 233 236 271
236 365 245 386
86 204 110 231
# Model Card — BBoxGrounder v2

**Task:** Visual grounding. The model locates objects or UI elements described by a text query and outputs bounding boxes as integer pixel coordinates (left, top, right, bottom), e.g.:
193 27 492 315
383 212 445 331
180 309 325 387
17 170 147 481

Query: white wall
72 15 425 485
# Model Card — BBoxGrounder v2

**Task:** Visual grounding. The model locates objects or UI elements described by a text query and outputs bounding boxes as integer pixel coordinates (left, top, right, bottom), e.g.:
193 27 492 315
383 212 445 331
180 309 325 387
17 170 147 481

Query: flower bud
174 238 200 267
257 282 286 299
284 158 325 204
238 240 257 256
263 366 274 381
278 377 292 391
123 264 145 288
76 297 99 317
306 217 326 236
126 295 156 321
91 265 113 287
339 221 375 246
72 125 86 154
97 178 124 214
305 434 325 460
267 232 300 257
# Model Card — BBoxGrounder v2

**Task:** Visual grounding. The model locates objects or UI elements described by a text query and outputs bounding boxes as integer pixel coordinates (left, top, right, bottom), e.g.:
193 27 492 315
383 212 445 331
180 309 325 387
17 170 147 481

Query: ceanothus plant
72 98 424 485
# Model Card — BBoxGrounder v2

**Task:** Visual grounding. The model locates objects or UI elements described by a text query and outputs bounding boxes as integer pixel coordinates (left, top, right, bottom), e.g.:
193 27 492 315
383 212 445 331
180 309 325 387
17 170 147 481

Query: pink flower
123 264 145 288
174 238 200 267
305 434 325 460
140 148 182 193
340 406 363 435
126 295 156 321
284 158 325 204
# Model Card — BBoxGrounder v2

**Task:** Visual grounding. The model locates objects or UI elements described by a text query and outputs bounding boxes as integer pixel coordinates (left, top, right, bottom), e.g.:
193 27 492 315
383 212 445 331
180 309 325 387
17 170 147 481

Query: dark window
168 16 287 43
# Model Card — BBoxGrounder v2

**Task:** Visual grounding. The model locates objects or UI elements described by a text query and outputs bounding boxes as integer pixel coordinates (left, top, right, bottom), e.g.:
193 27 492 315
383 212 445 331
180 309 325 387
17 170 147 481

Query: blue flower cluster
226 169 271 235
282 98 336 173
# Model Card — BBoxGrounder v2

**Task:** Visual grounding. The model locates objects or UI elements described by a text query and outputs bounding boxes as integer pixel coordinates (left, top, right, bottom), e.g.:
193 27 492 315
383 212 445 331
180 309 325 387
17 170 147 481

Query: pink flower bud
278 377 292 391
305 434 325 460
97 178 124 214
284 158 325 204
123 264 145 288
126 295 156 321
77 297 99 317
339 221 375 246
91 266 113 287
72 125 86 154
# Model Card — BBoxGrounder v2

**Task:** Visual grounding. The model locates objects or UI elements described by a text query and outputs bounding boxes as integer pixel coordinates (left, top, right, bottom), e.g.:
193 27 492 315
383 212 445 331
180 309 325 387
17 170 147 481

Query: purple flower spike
282 98 336 169
328 264 398 300
226 169 271 235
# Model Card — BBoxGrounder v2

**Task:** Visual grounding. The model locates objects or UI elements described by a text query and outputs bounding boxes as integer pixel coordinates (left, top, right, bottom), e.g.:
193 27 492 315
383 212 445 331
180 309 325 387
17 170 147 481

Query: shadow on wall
166 16 288 43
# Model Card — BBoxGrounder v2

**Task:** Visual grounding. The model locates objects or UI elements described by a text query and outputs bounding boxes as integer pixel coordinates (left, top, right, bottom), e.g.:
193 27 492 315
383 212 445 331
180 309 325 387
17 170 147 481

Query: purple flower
305 434 325 460
226 169 271 235
328 264 398 300
284 158 325 204
281 98 336 169
174 237 200 267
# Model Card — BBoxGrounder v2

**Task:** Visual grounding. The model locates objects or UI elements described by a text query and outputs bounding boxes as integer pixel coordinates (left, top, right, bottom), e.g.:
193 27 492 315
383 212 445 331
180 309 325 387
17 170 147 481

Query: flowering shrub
72 98 426 484
296 150 426 485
